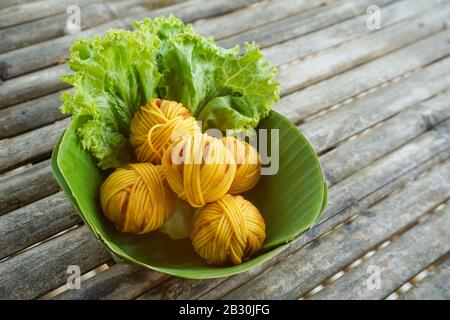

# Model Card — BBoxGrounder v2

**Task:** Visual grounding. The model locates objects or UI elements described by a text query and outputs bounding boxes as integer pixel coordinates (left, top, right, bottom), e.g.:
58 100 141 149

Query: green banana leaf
51 111 327 279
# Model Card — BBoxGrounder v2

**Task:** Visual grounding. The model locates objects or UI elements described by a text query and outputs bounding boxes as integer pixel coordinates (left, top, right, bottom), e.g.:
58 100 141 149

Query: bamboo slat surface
0 0 449 300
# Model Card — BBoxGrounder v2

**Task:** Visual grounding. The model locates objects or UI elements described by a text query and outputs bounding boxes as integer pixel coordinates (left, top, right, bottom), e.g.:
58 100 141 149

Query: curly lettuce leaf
159 35 279 131
61 28 161 169
61 16 279 169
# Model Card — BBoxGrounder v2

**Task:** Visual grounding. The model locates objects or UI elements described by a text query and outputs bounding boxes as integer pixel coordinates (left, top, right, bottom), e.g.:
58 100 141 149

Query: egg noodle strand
130 99 198 163
163 133 237 208
100 163 175 234
223 137 261 194
191 194 266 265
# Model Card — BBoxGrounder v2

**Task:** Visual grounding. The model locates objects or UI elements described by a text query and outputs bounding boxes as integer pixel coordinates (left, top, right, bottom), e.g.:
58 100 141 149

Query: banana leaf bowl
51 110 327 279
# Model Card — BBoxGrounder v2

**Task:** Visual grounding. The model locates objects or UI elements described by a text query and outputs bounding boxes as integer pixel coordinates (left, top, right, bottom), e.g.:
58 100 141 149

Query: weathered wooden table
0 0 449 300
